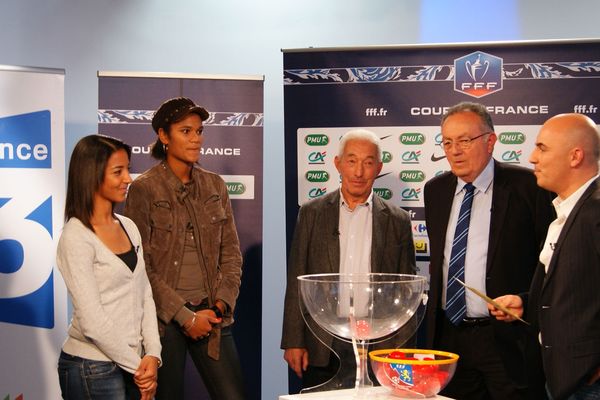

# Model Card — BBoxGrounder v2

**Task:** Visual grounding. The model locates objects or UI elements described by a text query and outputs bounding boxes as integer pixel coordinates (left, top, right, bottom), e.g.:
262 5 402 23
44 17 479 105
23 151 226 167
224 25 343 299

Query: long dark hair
65 134 132 231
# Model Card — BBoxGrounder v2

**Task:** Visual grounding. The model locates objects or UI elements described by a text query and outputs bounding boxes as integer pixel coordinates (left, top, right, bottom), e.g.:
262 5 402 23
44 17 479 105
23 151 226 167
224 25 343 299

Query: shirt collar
553 174 599 221
339 189 374 211
455 158 494 195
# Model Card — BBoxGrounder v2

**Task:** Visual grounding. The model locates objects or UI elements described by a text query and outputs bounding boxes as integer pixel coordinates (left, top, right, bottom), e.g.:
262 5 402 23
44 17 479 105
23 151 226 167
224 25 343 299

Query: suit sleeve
281 206 313 349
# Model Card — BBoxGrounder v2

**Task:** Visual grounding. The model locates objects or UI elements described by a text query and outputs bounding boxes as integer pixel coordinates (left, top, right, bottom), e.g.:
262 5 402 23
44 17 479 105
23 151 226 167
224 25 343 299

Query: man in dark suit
424 102 554 399
281 129 416 390
490 113 600 400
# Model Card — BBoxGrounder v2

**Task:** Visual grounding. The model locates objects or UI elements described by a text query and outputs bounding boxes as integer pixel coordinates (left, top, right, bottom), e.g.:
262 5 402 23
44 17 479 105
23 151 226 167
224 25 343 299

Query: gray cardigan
57 215 161 374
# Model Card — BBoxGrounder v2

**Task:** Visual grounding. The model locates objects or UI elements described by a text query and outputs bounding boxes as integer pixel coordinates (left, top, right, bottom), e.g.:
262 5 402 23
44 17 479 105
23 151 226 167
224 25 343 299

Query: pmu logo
381 151 393 163
305 170 330 182
0 110 52 168
373 188 393 200
498 132 525 145
0 196 55 328
502 150 522 163
226 182 246 195
401 151 421 164
400 170 425 183
308 151 326 165
308 187 327 199
399 133 425 145
401 188 421 201
454 51 503 98
304 134 329 146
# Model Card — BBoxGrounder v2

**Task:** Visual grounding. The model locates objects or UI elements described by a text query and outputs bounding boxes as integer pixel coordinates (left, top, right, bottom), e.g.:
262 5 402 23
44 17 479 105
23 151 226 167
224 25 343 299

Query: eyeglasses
442 132 491 150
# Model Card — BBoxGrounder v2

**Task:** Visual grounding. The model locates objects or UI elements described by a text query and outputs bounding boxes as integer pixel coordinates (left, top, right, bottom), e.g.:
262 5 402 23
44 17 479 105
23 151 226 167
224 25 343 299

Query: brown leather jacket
124 162 242 359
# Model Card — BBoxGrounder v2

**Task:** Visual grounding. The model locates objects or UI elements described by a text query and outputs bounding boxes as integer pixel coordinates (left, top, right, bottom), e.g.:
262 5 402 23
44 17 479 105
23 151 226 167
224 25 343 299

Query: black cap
151 97 209 134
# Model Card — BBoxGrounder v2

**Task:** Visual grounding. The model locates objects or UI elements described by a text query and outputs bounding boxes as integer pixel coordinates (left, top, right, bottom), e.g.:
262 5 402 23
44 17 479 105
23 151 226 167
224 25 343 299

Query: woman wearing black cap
124 97 245 399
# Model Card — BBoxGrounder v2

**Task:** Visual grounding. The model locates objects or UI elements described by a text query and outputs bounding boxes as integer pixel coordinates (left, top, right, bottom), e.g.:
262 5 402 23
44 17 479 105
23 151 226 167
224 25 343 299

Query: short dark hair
150 97 209 160
441 102 495 132
65 134 131 231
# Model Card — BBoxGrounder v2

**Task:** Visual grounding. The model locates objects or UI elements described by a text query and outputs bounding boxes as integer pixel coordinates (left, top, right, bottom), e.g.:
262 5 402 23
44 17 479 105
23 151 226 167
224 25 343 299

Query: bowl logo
454 51 503 98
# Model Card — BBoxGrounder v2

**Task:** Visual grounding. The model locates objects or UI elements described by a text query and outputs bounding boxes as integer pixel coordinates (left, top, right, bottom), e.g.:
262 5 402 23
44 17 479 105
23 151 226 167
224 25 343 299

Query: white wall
1 1 599 398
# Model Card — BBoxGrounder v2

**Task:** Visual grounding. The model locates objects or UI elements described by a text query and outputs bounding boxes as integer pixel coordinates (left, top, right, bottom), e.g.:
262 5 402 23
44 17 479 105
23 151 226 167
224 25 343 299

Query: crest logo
454 51 503 98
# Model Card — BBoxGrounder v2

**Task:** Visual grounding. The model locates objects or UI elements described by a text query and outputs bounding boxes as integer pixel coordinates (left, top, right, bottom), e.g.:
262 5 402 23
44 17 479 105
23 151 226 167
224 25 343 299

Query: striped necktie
446 183 475 325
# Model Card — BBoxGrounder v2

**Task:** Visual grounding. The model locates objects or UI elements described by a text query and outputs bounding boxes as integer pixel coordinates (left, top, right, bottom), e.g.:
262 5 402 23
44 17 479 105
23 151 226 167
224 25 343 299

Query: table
279 386 454 399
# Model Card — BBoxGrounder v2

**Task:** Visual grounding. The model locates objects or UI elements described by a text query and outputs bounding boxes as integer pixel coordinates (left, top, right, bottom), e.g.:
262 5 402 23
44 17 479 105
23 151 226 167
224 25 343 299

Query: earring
163 143 168 152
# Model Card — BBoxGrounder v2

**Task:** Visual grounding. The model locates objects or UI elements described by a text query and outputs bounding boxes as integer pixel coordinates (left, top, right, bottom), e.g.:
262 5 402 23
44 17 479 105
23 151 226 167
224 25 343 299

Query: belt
460 317 491 327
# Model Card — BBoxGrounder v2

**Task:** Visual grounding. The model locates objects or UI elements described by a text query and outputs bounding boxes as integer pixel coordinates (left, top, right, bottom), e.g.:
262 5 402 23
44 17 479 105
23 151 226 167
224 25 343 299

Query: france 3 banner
283 39 600 274
0 65 67 399
97 71 264 400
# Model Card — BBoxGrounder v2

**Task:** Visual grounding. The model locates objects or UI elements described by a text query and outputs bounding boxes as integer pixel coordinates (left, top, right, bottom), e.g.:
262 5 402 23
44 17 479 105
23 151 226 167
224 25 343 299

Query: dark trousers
156 323 245 400
436 316 529 400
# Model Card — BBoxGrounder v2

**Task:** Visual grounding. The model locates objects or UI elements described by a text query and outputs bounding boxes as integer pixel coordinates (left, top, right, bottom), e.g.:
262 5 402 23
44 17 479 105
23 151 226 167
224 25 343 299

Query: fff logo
501 150 522 163
401 151 421 164
308 151 326 164
454 51 503 98
401 188 421 201
308 187 327 199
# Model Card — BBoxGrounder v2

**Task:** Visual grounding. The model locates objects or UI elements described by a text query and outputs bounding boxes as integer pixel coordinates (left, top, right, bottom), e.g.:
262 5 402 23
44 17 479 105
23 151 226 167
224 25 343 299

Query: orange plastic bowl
369 349 459 398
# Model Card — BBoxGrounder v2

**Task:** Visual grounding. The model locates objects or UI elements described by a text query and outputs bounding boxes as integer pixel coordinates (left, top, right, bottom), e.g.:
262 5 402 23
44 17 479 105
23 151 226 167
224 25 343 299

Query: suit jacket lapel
543 178 599 288
325 191 341 273
487 162 509 273
371 195 389 272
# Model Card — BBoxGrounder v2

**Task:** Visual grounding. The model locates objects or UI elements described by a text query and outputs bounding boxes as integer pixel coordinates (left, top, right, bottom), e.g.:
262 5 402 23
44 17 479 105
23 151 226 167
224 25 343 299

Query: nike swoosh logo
431 153 446 162
376 172 392 179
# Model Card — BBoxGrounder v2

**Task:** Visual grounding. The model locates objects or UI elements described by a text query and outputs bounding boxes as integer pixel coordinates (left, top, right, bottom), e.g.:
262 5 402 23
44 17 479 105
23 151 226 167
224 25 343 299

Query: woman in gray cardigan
57 135 162 400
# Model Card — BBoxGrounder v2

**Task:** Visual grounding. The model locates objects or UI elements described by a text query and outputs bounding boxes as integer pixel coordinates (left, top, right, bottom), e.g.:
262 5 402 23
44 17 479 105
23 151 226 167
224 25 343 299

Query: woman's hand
183 311 221 340
134 355 159 400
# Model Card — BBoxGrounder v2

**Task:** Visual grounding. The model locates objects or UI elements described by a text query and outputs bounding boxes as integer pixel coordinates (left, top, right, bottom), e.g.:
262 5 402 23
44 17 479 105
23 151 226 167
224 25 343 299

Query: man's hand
488 295 524 322
284 348 309 378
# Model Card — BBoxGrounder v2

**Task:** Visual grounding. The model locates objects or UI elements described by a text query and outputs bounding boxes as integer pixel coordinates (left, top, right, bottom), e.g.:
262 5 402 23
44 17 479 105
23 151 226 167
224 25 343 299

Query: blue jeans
58 351 140 400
